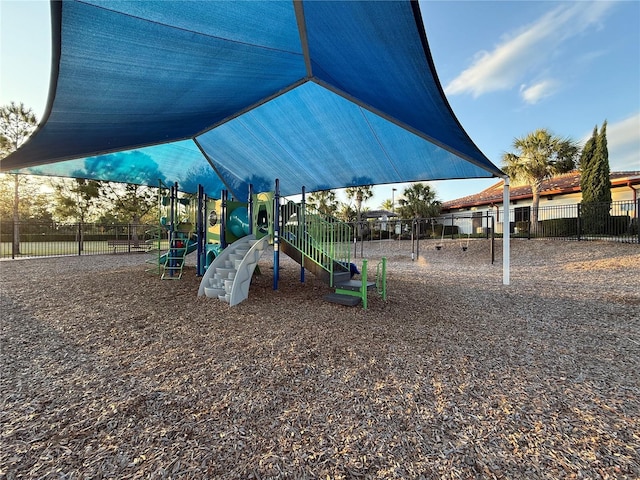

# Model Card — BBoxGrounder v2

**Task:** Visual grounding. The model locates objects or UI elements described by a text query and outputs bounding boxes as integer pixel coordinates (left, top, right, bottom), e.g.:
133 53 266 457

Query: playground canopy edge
0 0 505 199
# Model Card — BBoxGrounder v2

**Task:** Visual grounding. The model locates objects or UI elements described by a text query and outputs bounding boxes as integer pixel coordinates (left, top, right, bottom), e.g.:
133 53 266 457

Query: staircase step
333 271 351 284
324 293 362 306
334 280 376 291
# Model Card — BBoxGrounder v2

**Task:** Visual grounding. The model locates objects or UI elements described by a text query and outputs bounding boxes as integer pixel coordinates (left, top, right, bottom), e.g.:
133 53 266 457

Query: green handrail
281 201 352 283
333 257 387 309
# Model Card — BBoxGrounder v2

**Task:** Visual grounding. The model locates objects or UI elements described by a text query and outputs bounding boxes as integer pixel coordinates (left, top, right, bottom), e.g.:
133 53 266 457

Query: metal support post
273 179 280 291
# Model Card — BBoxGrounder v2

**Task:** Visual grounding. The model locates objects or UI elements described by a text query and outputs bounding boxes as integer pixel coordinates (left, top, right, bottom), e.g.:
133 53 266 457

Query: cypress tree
579 125 598 203
581 121 611 234
592 121 611 204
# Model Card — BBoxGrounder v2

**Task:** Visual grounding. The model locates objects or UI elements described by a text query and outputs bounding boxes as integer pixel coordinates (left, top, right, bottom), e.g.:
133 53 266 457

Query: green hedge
539 215 631 237
540 218 578 237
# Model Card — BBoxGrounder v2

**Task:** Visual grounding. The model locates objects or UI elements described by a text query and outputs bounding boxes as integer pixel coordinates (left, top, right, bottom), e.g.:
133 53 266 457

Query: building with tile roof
438 171 639 237
442 171 640 212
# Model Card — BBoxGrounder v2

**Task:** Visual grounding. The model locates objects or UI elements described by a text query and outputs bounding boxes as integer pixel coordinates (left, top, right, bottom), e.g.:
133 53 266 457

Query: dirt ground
1 238 639 479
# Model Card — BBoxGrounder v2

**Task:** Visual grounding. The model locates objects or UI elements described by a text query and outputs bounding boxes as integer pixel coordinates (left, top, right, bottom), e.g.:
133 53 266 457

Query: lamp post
392 188 397 213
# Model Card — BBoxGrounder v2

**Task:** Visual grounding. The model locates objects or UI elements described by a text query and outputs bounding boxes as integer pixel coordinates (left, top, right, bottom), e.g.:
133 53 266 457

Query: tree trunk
132 214 141 247
12 175 20 255
530 182 541 235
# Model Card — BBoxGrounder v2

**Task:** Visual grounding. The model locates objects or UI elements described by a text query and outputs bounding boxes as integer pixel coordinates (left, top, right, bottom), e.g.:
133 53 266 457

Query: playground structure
146 182 198 280
0 1 512 287
149 180 387 308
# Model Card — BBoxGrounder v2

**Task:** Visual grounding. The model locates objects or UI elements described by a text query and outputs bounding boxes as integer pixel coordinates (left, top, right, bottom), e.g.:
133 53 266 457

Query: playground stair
145 224 164 274
279 238 351 286
277 201 388 308
161 238 190 280
324 258 387 309
197 235 267 306
279 201 352 287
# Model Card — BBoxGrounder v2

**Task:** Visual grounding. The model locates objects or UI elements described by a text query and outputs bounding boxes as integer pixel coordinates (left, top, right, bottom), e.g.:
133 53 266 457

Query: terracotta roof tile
441 171 640 210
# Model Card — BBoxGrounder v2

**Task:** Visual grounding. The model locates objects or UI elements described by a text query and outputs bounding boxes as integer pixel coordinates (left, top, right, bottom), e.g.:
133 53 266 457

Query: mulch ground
1 239 639 479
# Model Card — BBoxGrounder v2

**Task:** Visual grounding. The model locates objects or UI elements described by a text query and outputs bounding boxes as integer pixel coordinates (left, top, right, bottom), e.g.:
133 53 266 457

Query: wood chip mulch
1 239 639 479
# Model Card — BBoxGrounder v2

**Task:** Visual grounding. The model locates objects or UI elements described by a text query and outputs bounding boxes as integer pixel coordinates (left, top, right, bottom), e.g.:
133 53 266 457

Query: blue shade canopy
1 0 504 198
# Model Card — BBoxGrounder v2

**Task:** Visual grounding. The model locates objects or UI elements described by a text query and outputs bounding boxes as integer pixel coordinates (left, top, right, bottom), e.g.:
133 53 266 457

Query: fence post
415 219 420 260
576 203 581 241
78 223 82 255
637 199 640 245
10 221 16 259
490 216 495 264
353 225 357 258
410 220 415 261
485 211 489 239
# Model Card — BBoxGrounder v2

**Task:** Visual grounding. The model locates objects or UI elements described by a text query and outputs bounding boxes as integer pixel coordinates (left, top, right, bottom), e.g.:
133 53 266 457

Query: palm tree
502 129 579 232
306 189 338 217
345 185 373 238
380 198 394 212
345 185 373 218
336 203 357 223
397 183 441 219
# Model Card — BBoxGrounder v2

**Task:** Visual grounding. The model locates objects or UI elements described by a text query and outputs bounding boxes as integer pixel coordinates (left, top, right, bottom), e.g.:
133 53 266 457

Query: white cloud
519 79 559 104
445 2 616 98
607 113 640 171
581 113 640 171
609 113 640 148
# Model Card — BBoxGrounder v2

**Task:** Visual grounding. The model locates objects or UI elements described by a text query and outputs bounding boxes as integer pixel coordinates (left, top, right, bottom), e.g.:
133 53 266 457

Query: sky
1 0 639 206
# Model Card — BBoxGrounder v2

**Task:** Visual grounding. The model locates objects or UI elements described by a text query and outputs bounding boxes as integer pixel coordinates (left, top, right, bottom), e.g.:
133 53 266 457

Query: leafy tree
502 129 579 232
0 102 37 155
100 182 158 244
396 183 441 219
52 178 105 250
580 121 611 233
54 178 105 223
94 211 121 225
306 189 338 217
103 182 157 223
0 174 54 223
0 102 38 253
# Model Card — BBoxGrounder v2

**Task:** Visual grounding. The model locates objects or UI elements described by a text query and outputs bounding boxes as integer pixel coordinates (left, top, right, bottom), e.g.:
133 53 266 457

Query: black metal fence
506 199 639 242
0 222 166 259
1 200 637 260
350 199 639 244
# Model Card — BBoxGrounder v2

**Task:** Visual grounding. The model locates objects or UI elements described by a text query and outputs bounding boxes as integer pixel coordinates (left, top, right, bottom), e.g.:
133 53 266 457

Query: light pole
392 188 397 213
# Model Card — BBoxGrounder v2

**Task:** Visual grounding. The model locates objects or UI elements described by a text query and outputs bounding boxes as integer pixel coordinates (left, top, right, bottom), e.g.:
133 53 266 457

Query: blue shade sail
198 82 492 200
1 0 503 197
20 140 227 195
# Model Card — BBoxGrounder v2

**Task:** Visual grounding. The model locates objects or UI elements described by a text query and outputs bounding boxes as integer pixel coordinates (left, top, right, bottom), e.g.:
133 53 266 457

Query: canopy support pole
502 177 510 285
300 186 306 283
273 179 280 291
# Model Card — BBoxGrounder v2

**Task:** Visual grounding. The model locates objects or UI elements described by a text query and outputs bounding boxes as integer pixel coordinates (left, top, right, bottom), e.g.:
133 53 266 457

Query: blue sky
1 0 638 206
